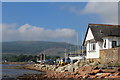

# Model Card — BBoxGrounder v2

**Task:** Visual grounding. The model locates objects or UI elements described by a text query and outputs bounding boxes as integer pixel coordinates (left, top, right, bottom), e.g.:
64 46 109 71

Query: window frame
112 41 117 48
89 41 96 51
104 40 106 48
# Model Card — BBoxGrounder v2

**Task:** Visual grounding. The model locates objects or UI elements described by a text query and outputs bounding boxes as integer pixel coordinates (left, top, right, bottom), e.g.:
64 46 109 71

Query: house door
112 41 117 48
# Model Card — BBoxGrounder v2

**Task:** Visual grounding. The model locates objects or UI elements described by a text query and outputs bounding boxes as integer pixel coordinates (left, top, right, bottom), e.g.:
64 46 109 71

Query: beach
17 60 120 79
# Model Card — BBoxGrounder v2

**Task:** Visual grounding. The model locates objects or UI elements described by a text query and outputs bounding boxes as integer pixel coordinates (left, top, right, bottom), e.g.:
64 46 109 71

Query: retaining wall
100 47 120 64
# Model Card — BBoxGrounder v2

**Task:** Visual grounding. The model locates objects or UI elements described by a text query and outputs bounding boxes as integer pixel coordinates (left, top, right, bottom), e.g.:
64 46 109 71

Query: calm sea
2 64 42 80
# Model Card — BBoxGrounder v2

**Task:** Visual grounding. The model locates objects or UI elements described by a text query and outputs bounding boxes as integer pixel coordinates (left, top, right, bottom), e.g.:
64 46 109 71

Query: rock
108 76 120 78
113 72 120 76
84 64 90 67
67 64 74 72
97 64 107 69
101 73 111 76
65 74 74 78
93 66 100 70
56 66 66 72
96 73 103 76
96 73 111 78
88 75 98 78
77 66 92 74
74 60 81 67
54 73 65 78
41 67 46 70
65 64 74 72
74 66 79 73
102 69 116 73
114 68 120 72
77 66 92 76
89 63 95 66
52 66 58 71
83 75 89 78
74 74 82 78
79 61 88 67
91 69 103 74
41 65 46 67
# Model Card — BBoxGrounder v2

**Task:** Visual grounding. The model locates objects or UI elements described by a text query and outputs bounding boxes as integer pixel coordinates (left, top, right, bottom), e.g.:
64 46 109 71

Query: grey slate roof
83 24 120 45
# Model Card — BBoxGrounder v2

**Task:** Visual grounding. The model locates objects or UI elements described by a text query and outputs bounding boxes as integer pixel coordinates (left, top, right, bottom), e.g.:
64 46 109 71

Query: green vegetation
114 63 120 66
2 41 77 57
2 54 36 62
2 41 86 62
2 54 61 62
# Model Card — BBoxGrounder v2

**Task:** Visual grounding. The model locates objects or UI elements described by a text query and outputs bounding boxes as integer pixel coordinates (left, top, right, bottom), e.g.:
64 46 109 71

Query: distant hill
2 41 77 57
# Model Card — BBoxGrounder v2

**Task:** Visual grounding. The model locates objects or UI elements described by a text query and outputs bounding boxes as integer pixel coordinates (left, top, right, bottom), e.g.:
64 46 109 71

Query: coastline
1 62 31 64
2 63 42 80
2 61 120 79
17 61 120 79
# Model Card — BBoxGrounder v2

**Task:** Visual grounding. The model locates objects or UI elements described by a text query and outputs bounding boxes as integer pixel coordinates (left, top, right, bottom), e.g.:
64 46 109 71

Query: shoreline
1 62 32 64
17 62 120 79
2 61 120 79
2 63 43 80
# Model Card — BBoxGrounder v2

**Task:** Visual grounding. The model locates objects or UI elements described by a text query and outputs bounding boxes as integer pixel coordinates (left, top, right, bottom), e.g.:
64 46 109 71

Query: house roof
83 24 120 46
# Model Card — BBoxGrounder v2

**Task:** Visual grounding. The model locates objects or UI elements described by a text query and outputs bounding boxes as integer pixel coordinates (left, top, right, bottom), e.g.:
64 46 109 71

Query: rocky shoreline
17 61 120 79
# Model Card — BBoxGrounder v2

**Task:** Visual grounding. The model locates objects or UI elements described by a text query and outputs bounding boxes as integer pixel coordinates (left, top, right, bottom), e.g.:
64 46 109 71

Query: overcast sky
2 2 119 44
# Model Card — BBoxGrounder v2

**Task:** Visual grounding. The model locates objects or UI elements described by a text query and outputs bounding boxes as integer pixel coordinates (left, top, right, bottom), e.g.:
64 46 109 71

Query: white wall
85 28 101 59
86 37 120 59
86 41 101 59
84 27 120 59
102 37 120 49
85 28 94 41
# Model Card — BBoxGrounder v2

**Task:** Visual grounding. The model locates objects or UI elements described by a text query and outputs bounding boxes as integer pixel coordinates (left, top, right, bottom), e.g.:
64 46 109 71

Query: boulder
74 66 79 73
91 69 103 74
74 60 81 67
97 73 111 78
66 64 74 72
108 76 120 78
84 64 90 67
79 61 88 67
74 74 82 78
56 66 66 72
64 74 75 78
96 73 103 76
113 72 120 76
88 75 98 78
77 66 93 76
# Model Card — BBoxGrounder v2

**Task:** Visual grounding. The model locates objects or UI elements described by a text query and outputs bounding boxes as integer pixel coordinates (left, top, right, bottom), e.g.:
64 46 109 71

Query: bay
2 64 42 79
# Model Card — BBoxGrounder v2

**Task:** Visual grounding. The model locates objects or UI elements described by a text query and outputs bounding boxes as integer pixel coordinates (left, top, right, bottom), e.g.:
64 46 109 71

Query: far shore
1 62 33 64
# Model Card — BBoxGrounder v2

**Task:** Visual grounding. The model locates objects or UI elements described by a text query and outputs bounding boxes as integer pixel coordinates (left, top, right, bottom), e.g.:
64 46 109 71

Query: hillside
2 41 77 57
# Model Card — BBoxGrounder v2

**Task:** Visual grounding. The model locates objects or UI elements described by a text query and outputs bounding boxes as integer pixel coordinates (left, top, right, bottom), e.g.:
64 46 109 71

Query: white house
83 24 120 59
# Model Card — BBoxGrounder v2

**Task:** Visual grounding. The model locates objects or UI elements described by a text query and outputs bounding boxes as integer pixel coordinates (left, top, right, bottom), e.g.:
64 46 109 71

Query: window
104 40 106 48
112 41 117 48
90 42 96 51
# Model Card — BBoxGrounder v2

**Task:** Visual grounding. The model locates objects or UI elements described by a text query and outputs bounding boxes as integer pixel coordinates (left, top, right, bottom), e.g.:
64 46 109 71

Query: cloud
60 2 118 24
0 24 1 51
60 4 82 15
2 24 77 43
82 2 118 24
118 2 120 24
